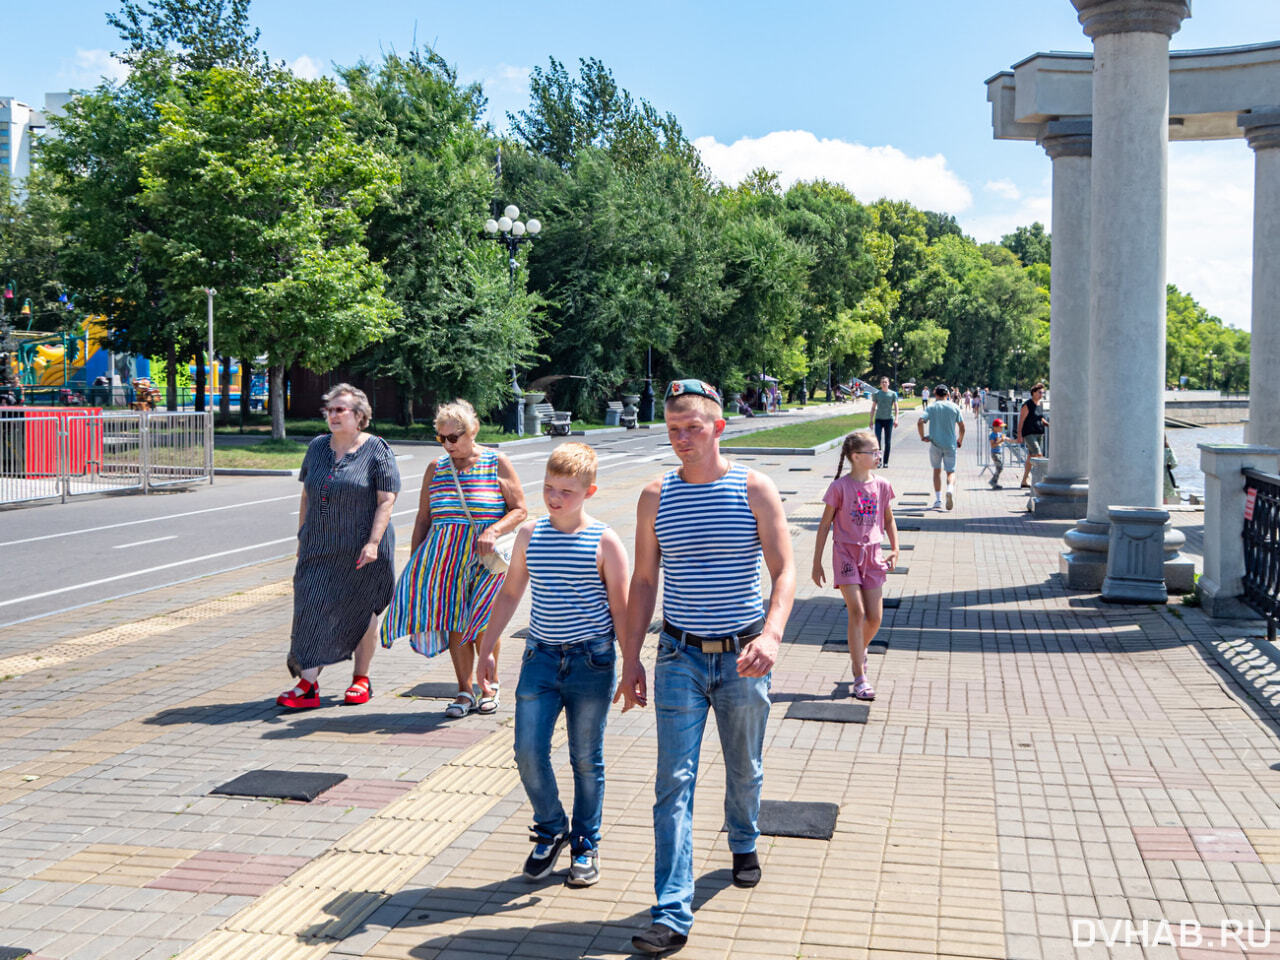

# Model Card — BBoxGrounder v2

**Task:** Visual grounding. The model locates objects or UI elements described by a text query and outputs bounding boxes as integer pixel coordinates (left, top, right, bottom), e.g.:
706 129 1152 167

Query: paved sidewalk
3 410 1280 960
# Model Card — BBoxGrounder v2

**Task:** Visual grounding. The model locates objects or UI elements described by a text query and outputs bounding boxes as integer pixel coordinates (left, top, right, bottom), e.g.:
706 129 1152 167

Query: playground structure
8 317 265 409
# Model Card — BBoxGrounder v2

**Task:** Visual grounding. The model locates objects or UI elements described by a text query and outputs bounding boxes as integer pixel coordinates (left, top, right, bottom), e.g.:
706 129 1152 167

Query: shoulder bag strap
444 457 479 533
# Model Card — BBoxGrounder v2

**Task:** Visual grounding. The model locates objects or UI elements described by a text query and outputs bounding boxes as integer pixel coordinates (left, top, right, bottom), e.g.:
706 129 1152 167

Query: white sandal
477 682 500 715
444 691 477 718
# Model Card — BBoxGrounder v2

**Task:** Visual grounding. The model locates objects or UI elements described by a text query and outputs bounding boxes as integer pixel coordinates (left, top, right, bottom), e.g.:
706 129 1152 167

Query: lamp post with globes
484 205 541 435
1204 350 1216 392
888 340 903 392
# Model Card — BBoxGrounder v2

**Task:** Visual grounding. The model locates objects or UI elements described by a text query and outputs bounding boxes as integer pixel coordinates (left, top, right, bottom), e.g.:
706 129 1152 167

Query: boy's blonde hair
435 398 479 437
664 394 721 420
546 442 598 485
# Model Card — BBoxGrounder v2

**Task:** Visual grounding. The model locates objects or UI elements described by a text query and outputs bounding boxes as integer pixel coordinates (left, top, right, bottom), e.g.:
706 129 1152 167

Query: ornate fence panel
1242 467 1280 642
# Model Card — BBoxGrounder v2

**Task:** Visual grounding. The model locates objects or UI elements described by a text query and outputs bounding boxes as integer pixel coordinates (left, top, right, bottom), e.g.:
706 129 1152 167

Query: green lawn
215 416 620 444
726 413 874 449
213 438 309 469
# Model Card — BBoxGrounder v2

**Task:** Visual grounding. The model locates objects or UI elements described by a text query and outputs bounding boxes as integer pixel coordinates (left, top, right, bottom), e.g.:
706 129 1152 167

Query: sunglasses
436 431 465 445
324 405 350 416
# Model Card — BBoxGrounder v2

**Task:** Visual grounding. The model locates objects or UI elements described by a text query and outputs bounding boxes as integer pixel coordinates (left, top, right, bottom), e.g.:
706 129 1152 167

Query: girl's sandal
853 678 877 701
477 682 501 715
444 691 477 718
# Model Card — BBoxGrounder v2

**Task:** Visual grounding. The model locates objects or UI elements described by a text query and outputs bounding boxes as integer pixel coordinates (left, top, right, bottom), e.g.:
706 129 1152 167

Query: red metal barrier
1 408 104 475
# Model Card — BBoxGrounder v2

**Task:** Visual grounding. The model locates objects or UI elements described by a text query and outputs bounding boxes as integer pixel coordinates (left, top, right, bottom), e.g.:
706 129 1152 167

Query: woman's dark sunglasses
437 431 464 444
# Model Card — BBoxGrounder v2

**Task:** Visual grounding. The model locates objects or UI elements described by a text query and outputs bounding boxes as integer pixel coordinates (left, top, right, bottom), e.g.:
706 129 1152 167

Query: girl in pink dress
812 432 899 700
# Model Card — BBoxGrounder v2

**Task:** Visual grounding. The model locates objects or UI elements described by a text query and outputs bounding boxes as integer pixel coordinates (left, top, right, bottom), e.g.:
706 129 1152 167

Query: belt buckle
704 635 732 654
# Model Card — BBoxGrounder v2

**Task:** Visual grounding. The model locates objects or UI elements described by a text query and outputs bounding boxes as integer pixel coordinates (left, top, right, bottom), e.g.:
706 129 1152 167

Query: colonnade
988 0 1280 590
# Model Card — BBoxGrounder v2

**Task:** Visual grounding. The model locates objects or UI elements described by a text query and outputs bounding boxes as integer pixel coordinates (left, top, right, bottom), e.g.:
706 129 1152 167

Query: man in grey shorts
917 384 965 510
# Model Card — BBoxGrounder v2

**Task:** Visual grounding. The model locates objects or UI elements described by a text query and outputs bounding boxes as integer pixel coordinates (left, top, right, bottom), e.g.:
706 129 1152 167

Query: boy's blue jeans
651 631 771 935
514 635 616 852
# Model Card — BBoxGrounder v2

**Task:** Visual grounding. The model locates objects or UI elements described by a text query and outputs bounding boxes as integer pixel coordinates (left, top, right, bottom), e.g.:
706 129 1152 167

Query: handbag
445 455 515 575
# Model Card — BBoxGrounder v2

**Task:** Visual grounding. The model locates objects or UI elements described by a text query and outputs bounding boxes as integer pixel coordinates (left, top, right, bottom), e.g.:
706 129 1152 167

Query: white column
1063 0 1189 590
1239 110 1280 448
1035 120 1091 520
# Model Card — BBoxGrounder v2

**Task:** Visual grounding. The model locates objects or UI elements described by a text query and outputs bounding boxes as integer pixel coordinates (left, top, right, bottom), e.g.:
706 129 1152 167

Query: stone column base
1060 518 1194 592
1195 576 1259 618
1102 507 1169 603
1033 474 1089 520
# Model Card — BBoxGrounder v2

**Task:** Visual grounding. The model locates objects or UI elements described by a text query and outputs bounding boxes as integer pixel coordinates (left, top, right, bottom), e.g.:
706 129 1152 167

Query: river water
1167 423 1244 497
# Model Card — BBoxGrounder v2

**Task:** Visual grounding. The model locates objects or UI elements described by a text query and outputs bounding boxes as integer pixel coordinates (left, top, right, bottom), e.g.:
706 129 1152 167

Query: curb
215 453 413 478
721 437 844 456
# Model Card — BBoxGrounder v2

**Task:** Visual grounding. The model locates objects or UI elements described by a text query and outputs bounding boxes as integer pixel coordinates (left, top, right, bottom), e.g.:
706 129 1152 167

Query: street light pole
205 288 216 410
484 206 542 436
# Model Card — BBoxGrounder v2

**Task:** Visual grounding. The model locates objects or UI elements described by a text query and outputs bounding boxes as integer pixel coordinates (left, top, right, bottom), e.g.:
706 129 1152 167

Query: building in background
0 93 72 181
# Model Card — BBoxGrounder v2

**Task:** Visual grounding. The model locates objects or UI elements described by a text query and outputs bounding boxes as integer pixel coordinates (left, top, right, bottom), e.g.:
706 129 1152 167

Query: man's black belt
662 619 764 653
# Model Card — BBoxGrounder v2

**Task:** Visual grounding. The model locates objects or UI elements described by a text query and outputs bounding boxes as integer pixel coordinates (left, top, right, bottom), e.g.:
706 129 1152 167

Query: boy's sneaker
522 831 568 880
945 490 954 510
932 497 943 510
566 847 600 887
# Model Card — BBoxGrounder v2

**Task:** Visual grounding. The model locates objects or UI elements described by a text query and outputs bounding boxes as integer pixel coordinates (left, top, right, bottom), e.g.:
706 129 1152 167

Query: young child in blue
477 442 629 887
988 417 1008 489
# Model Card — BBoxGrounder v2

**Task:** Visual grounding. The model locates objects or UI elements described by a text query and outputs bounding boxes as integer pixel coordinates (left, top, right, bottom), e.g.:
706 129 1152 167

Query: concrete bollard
1197 443 1280 616
1102 506 1170 604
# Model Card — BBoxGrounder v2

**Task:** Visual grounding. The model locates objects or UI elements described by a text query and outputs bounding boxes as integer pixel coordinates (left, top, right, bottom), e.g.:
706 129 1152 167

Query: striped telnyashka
525 517 612 642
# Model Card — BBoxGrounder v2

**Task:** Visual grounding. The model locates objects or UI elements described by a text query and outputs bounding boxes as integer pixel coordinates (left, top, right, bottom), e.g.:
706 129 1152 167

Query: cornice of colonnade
1239 109 1280 152
987 40 1280 144
1040 118 1093 159
1070 0 1190 40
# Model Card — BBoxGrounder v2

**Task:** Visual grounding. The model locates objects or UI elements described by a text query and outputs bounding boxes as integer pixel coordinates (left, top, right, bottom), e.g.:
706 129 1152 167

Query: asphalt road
0 420 772 627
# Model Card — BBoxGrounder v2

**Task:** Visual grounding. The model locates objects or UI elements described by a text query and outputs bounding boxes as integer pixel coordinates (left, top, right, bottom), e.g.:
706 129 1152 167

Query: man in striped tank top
477 443 630 888
618 379 796 954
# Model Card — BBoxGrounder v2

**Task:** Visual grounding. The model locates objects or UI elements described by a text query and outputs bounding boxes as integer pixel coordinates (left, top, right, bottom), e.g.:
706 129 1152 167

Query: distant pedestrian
988 417 1008 489
380 399 528 717
865 376 900 467
812 431 899 701
1016 383 1049 488
477 443 629 888
1163 435 1179 504
278 384 400 710
917 385 966 510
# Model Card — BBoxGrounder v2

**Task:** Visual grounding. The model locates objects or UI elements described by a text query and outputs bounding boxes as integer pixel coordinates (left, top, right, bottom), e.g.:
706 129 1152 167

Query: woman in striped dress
278 384 400 710
380 399 527 717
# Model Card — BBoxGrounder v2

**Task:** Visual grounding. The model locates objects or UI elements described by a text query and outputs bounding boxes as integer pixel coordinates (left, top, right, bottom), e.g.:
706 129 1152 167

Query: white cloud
692 130 973 213
959 142 1253 331
1167 141 1253 331
57 49 130 88
984 178 1021 200
288 55 324 81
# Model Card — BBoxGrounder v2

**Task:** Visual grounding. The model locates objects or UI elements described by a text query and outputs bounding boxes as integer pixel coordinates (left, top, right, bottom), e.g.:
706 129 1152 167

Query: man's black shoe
732 850 761 888
632 923 687 954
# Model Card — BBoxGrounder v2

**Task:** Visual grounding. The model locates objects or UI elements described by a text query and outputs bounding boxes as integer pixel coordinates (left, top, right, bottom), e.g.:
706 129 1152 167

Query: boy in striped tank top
477 443 629 888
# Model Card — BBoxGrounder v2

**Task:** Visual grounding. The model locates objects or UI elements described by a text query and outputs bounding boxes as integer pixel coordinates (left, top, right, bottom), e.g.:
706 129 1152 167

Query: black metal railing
1243 467 1280 642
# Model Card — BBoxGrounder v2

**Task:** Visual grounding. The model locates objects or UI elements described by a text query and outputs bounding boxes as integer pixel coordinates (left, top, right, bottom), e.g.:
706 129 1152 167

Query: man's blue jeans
874 417 894 465
514 635 616 852
651 631 771 935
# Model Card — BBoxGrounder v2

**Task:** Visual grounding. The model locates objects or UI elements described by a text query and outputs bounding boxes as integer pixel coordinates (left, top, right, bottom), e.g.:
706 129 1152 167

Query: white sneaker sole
945 492 954 510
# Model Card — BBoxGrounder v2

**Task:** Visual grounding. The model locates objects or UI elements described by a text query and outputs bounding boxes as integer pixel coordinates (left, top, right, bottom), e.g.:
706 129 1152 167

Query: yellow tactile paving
34 843 198 886
0 581 291 678
174 720 539 959
176 930 332 960
1245 829 1280 862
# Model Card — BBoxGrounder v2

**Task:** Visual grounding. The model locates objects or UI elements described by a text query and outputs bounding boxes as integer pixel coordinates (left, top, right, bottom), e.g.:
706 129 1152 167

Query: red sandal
276 679 320 709
344 675 372 705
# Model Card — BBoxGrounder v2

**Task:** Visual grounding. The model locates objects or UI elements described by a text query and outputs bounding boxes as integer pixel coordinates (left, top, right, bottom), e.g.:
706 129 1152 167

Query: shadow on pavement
341 867 734 958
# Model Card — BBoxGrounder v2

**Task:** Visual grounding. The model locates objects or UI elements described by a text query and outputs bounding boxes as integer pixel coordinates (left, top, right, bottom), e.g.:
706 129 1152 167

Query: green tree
107 0 268 74
1165 283 1249 391
1001 222 1052 267
342 50 541 423
0 165 74 335
137 67 400 437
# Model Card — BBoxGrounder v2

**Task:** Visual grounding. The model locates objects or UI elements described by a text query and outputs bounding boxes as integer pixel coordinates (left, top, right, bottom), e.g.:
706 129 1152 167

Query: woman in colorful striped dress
380 399 527 717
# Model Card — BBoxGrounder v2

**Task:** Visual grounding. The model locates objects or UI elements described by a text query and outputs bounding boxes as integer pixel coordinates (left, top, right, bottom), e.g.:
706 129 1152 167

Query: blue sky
4 0 1278 329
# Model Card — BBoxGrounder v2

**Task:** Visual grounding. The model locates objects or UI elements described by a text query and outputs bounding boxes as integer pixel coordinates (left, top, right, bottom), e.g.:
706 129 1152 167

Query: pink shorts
832 542 888 589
